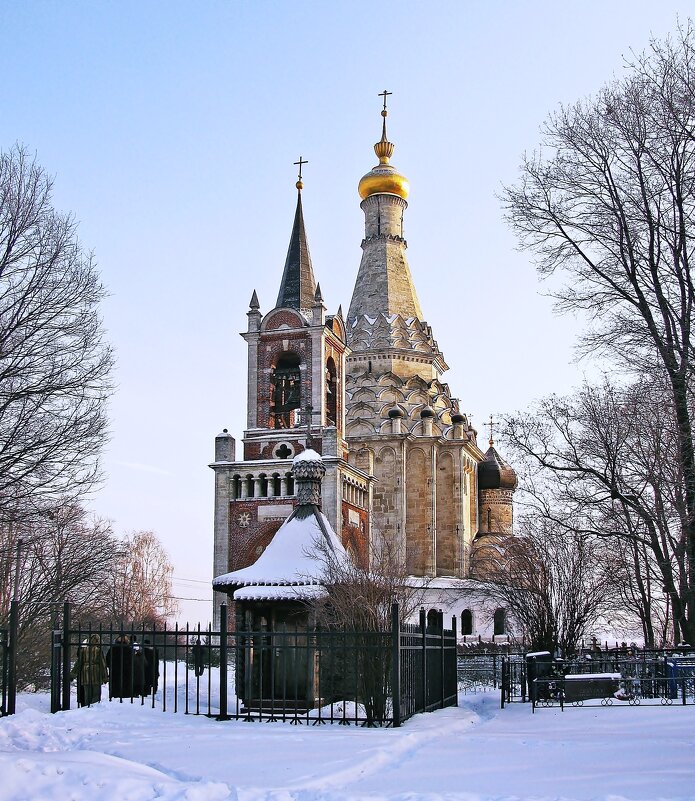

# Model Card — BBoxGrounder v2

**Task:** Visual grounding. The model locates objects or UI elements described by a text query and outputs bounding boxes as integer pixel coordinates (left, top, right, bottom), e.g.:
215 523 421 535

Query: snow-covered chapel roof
212 451 349 601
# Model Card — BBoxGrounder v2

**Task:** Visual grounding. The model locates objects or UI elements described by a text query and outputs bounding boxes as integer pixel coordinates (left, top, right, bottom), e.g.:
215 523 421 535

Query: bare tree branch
0 145 114 524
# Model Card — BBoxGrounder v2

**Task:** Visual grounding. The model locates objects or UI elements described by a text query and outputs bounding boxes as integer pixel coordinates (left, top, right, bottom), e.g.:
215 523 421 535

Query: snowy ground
1 689 694 801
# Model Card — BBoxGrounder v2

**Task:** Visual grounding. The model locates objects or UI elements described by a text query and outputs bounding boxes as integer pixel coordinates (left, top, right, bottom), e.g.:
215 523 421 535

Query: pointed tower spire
275 157 317 315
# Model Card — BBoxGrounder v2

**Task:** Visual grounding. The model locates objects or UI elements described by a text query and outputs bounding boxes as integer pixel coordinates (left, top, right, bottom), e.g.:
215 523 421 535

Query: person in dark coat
192 638 206 678
107 634 134 699
131 637 146 697
143 637 160 695
70 634 108 707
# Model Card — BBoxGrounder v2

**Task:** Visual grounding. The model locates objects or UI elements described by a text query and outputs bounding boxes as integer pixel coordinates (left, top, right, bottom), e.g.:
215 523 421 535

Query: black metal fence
0 628 8 716
458 652 508 694
500 649 695 710
48 602 457 727
395 608 458 722
531 673 695 711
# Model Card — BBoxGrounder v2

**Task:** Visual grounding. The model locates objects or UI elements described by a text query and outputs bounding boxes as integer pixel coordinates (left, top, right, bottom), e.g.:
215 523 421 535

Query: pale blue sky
0 1 688 620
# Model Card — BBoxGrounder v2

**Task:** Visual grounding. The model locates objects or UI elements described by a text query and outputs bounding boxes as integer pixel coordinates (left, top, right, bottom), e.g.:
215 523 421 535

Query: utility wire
171 596 212 602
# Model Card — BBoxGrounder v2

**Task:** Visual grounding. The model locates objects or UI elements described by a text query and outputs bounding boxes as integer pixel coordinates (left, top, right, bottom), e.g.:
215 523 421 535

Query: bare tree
503 375 689 644
502 24 695 643
311 537 431 725
0 145 113 525
313 536 430 632
472 514 613 654
0 504 122 687
108 531 177 626
606 533 672 647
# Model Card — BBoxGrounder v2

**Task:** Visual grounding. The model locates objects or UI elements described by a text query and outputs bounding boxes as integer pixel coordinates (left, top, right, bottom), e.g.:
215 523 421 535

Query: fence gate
393 606 458 726
500 656 527 706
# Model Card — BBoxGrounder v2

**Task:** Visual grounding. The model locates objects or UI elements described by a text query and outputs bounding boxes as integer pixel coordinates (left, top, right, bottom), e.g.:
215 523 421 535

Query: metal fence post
61 602 71 712
420 608 427 710
452 614 458 708
218 604 228 720
501 657 506 709
439 610 445 710
1 630 7 716
50 630 62 713
531 678 536 713
391 603 401 727
6 600 18 715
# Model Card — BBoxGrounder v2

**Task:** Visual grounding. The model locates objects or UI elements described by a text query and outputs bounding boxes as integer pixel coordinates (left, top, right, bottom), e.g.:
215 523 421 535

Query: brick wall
227 498 298 571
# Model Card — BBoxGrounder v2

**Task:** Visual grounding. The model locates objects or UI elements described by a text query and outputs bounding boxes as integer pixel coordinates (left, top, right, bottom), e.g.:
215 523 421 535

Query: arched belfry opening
325 356 337 426
271 352 301 429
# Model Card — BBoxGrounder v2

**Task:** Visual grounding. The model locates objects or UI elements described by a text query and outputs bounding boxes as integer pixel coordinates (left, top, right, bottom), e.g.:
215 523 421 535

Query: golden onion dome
358 109 409 200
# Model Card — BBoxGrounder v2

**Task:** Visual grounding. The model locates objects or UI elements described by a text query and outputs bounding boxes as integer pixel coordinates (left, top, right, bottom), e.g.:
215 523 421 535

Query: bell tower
242 161 348 457
211 165 373 617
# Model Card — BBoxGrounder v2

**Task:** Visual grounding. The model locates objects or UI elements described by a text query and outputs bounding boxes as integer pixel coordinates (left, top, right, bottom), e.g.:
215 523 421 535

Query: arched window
493 608 506 636
325 357 337 425
270 352 301 429
461 609 473 636
426 609 440 631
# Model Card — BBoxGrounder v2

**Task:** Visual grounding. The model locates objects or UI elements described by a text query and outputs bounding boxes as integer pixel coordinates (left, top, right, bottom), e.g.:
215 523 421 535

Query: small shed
213 450 348 712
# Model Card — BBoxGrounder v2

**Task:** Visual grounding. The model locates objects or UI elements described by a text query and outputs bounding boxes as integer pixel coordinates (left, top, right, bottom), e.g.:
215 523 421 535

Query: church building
211 96 517 635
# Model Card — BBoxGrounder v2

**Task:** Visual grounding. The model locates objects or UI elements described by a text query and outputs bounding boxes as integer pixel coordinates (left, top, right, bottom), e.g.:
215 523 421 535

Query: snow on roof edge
293 448 323 464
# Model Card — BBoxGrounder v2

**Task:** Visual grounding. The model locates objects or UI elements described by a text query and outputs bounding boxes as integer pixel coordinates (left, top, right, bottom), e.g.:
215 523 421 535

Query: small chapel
211 95 517 637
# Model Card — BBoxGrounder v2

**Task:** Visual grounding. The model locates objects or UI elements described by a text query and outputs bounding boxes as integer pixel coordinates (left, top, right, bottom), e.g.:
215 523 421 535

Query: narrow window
494 608 506 636
461 609 473 636
426 609 440 631
325 357 337 425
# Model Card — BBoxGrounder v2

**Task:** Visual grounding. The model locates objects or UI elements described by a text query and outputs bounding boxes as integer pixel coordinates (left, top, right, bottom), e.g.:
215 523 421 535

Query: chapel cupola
477 416 516 537
478 417 518 491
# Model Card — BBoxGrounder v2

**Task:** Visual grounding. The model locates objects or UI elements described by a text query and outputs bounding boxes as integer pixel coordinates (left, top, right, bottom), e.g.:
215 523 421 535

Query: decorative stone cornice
361 234 408 248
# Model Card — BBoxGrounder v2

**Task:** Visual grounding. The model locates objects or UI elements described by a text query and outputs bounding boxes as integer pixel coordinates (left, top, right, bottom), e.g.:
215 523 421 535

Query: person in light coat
70 634 109 707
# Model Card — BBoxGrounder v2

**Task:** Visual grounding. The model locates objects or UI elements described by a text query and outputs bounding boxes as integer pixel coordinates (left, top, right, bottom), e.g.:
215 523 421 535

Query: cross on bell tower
485 414 496 447
294 156 307 190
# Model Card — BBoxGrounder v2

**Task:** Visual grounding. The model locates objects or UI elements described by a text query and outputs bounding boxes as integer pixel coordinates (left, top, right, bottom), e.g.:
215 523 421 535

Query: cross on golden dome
357 90 409 201
378 89 392 113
